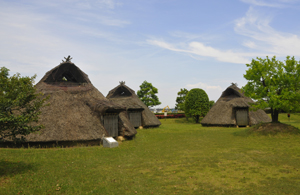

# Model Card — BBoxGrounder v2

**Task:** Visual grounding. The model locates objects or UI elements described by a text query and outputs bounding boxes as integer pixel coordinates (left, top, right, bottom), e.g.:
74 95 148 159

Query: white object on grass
103 137 118 148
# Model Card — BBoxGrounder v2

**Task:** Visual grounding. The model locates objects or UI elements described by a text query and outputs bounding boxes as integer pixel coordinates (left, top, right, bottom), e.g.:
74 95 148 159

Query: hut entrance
103 113 118 137
128 111 142 128
236 108 249 126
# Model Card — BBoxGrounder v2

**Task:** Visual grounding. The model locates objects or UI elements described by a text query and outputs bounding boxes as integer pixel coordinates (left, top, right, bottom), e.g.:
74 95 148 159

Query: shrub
185 88 209 123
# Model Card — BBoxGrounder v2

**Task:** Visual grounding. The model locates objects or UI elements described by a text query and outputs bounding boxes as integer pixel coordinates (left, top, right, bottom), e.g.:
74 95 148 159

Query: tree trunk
271 108 279 123
195 115 199 123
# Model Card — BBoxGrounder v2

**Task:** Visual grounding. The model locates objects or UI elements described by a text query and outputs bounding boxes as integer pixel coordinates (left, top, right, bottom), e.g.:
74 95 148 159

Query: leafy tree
242 56 300 123
209 100 215 108
175 88 189 111
137 81 161 107
185 88 210 123
0 67 48 142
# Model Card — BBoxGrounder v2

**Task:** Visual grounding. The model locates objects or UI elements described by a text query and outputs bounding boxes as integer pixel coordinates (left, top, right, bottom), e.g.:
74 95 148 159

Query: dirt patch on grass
249 122 300 135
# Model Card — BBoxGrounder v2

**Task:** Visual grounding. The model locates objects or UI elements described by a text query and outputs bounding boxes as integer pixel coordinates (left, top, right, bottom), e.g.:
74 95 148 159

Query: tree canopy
209 100 215 108
137 81 161 107
175 88 189 111
0 67 48 142
185 88 209 123
242 56 300 122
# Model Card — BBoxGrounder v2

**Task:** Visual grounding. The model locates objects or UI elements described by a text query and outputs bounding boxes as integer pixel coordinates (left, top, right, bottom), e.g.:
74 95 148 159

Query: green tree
185 88 210 123
137 81 161 107
242 56 300 123
0 67 48 142
209 100 215 108
175 88 189 111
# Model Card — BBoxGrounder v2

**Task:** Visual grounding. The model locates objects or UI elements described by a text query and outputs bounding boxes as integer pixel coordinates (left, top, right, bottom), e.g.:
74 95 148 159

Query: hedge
155 113 185 119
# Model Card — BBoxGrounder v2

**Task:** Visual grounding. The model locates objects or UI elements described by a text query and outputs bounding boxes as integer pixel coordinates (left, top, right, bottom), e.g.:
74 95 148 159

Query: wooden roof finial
231 82 238 86
119 81 125 85
62 55 73 63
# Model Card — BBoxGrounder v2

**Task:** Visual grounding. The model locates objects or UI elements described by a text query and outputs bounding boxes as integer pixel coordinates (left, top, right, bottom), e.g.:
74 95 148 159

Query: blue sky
1 0 300 108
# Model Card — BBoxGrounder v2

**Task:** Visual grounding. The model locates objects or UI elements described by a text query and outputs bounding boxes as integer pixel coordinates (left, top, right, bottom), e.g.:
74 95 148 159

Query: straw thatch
201 84 271 126
106 82 161 128
21 60 136 143
118 111 136 136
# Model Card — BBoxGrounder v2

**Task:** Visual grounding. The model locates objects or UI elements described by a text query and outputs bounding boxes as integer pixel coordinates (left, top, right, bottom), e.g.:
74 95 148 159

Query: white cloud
239 0 299 7
242 41 257 49
188 42 251 64
3 0 129 27
146 40 183 52
147 39 253 64
239 0 286 7
75 13 130 27
186 82 223 101
98 0 122 9
235 7 300 57
186 82 222 90
147 2 300 64
0 5 125 78
169 31 204 41
30 0 122 10
96 16 130 27
149 6 300 63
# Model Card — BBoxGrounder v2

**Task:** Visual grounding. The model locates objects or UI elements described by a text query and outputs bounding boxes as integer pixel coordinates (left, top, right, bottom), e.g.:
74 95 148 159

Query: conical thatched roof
107 82 161 128
201 84 271 126
24 60 136 143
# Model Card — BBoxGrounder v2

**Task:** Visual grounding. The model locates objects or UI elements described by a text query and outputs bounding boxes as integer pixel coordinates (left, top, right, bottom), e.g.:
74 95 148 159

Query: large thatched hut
201 84 271 127
22 58 136 145
106 82 161 128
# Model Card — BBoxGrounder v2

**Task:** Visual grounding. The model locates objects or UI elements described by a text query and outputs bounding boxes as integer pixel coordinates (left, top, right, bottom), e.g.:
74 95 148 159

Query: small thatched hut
201 84 271 127
22 58 136 145
106 82 161 128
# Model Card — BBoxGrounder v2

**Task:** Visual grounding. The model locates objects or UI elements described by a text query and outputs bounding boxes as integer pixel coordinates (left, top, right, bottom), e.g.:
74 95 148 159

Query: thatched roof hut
23 58 136 144
106 82 161 128
201 84 271 127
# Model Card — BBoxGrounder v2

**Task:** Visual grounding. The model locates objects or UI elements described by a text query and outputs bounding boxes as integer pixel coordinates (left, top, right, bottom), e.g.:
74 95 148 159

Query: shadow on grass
0 160 38 177
175 119 193 124
174 117 204 124
257 176 300 194
0 140 102 148
233 122 300 137
284 121 300 124
232 129 251 137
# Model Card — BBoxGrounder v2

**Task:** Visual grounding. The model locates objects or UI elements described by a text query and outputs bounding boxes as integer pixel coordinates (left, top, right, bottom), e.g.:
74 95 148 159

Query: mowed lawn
1 114 300 194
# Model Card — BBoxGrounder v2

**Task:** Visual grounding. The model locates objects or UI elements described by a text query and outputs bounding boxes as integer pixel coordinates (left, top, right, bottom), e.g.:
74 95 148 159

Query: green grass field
1 114 300 194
